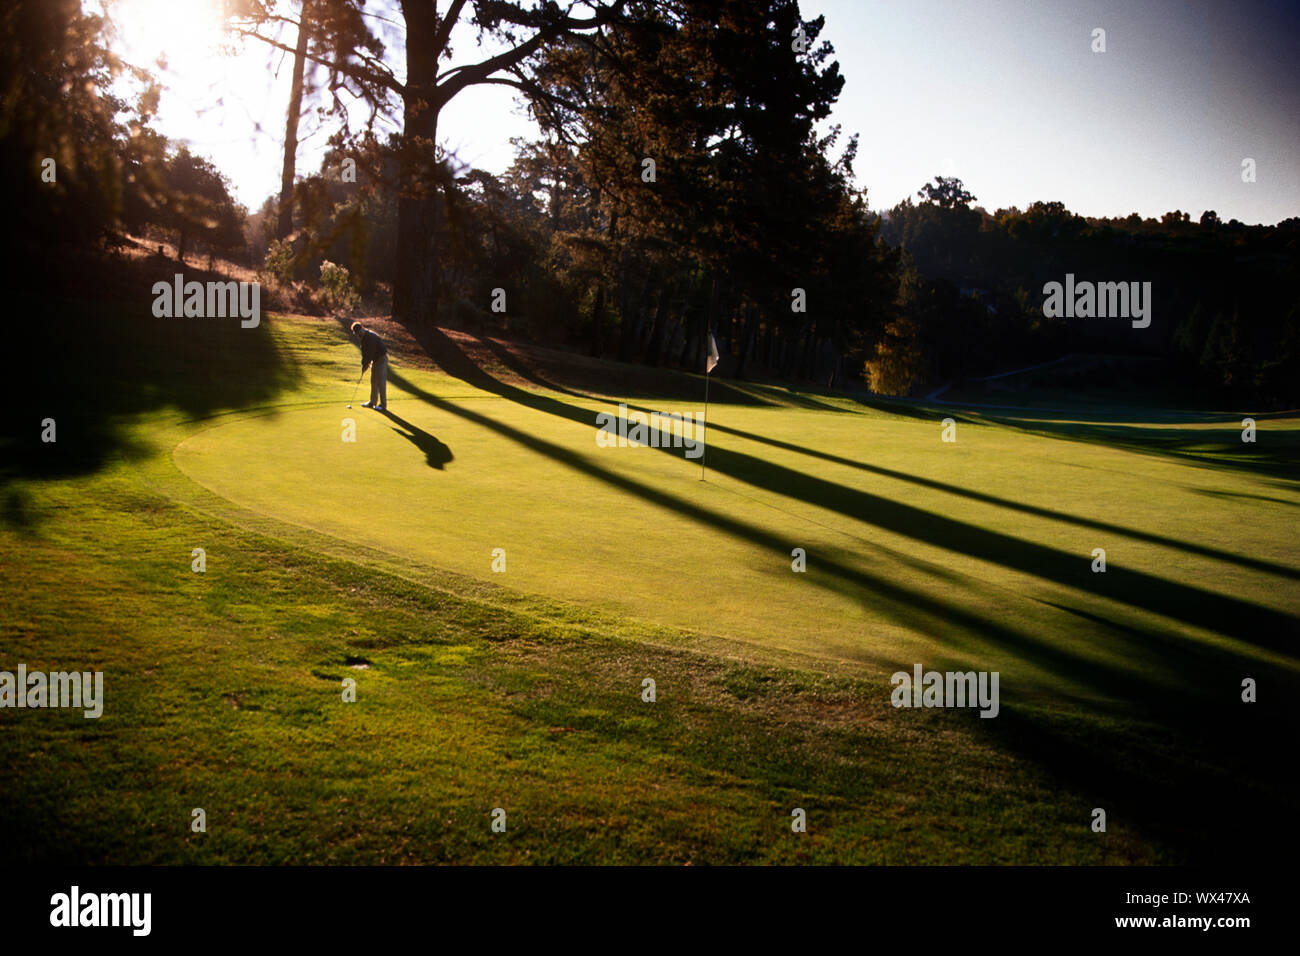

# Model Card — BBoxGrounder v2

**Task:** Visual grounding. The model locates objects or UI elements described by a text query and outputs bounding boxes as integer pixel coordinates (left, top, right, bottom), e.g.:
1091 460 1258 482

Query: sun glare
109 0 228 80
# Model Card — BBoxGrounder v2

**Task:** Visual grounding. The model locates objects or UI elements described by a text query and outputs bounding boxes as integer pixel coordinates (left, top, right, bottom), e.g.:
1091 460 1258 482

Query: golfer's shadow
380 410 453 470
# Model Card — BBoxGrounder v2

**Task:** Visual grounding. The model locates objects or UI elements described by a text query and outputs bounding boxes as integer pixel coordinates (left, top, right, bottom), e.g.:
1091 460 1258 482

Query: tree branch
233 25 405 97
431 0 470 56
435 0 626 102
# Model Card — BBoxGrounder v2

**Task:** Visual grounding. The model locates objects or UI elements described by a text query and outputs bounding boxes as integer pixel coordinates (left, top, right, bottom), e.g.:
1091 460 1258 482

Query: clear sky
108 0 1299 224
817 0 1299 223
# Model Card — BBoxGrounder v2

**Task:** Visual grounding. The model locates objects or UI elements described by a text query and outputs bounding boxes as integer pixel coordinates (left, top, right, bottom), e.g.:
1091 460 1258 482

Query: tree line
5 0 1295 408
875 185 1299 407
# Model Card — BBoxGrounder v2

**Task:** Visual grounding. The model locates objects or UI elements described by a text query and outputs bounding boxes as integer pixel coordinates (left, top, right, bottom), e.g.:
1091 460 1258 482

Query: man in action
351 321 388 410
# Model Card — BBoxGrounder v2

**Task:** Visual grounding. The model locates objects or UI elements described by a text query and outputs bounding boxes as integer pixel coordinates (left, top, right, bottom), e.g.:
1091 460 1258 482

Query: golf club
346 368 364 408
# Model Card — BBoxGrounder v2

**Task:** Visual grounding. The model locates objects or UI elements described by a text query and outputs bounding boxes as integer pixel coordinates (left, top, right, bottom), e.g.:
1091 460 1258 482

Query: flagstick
700 367 711 481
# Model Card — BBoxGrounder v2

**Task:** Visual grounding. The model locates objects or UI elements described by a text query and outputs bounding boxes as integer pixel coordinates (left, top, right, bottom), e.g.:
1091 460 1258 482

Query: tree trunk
800 322 818 379
761 320 776 371
591 207 617 357
590 282 607 358
784 319 809 377
276 1 310 239
677 273 710 369
394 0 441 327
645 281 672 366
717 283 734 356
734 302 759 379
618 265 654 362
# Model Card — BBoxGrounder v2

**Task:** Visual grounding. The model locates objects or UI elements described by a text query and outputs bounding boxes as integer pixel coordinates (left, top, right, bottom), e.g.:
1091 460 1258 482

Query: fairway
175 316 1300 706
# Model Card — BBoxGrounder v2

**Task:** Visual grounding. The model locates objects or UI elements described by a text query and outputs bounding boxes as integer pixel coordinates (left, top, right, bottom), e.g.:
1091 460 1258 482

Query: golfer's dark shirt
360 330 387 369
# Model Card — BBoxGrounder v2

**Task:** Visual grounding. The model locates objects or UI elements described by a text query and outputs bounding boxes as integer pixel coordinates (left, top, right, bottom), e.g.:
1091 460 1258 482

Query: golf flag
701 333 718 481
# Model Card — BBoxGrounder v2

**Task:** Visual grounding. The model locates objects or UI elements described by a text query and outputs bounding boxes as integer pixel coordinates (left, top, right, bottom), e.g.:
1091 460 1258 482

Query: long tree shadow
471 333 789 407
983 686 1294 863
1192 487 1300 508
387 317 1300 582
469 330 853 412
609 400 1300 583
973 412 1300 484
845 391 993 422
398 324 1300 660
385 362 1259 699
384 355 1286 715
2 283 300 515
385 358 1299 862
379 409 453 470
855 386 1300 484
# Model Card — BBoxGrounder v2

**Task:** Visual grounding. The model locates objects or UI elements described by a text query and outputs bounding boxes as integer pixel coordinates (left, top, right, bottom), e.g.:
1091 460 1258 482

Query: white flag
706 333 720 373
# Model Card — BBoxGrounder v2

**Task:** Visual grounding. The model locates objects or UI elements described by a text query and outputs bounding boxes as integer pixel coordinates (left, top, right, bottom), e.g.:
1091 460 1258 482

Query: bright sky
820 0 1300 223
105 0 1299 224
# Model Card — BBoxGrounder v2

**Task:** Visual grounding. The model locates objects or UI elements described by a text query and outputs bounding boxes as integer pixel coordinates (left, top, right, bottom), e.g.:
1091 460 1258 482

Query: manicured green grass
1 309 1296 864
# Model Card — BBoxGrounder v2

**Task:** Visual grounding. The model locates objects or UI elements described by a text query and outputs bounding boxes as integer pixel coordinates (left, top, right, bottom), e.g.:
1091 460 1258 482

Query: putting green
172 321 1300 704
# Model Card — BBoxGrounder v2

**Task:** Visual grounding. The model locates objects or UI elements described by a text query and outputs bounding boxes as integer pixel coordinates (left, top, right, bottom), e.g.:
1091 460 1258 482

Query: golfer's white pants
370 354 388 406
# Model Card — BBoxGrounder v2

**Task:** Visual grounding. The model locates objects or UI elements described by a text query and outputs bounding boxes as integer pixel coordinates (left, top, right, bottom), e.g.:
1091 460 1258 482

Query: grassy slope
1 308 1296 864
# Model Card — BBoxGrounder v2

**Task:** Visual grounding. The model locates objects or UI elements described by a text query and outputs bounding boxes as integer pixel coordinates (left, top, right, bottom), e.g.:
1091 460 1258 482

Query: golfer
352 321 388 410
